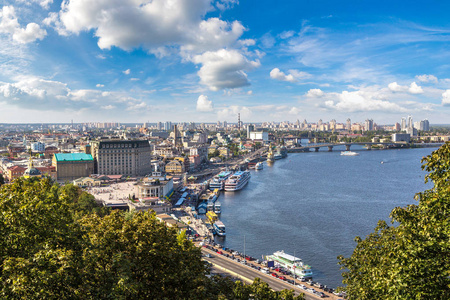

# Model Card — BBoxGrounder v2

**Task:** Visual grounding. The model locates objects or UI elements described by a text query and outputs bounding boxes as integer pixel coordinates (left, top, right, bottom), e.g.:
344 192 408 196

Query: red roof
8 165 26 171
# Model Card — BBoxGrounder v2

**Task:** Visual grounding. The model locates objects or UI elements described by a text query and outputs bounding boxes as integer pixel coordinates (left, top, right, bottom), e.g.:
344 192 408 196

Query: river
215 145 437 288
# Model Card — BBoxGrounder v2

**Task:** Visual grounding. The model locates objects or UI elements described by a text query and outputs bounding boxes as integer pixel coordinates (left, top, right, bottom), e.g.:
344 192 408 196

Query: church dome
24 167 42 177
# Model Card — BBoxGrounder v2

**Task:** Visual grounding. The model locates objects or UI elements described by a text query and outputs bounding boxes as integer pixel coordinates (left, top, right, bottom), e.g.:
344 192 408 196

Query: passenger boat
213 220 226 236
274 153 283 160
214 201 221 214
340 151 359 156
224 170 251 191
209 171 232 190
207 200 214 212
265 250 313 279
255 162 263 170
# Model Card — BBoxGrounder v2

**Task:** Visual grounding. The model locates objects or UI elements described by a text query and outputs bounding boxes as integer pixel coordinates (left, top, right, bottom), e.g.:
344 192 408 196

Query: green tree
338 141 450 299
0 173 4 185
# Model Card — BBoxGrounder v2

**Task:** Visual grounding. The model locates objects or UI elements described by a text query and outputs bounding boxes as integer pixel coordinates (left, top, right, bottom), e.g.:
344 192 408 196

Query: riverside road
201 247 341 300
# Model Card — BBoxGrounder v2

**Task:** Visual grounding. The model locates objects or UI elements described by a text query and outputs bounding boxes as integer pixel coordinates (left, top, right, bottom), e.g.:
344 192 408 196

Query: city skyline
1 0 450 123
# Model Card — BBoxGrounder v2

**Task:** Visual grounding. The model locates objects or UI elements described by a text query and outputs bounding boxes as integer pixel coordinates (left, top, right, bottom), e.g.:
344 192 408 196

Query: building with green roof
52 153 94 181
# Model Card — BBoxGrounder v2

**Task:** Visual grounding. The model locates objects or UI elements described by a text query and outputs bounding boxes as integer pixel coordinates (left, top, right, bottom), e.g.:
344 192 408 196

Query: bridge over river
287 142 440 152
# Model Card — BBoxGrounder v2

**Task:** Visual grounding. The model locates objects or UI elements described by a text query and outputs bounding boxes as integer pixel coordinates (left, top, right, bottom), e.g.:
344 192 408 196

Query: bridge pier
314 147 320 152
345 144 351 151
366 144 372 150
383 144 388 149
327 146 333 152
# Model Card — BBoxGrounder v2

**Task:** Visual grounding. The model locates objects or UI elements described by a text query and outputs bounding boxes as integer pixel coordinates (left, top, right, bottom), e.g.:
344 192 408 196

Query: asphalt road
201 248 339 300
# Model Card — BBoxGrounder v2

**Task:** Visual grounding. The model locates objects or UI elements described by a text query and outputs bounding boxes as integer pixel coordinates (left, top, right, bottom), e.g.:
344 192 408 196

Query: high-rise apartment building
365 119 374 131
91 140 152 176
401 117 406 131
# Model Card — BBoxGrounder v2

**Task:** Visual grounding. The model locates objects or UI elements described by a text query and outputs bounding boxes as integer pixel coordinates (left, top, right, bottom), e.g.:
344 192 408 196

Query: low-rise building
7 165 26 181
392 133 411 143
129 197 172 214
73 177 102 187
135 172 174 199
52 153 95 181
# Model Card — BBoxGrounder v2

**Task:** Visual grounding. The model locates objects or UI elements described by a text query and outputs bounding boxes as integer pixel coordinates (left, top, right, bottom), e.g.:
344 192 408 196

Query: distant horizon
1 122 450 127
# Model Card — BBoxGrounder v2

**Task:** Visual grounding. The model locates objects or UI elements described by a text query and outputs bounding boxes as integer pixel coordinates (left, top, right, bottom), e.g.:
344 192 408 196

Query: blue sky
1 0 450 124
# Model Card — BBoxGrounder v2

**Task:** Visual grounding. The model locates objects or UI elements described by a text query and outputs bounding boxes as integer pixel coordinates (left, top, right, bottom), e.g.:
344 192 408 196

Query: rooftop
54 153 93 162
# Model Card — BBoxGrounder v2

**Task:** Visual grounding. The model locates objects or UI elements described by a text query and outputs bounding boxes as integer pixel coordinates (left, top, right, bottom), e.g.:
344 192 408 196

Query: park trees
0 178 209 299
338 142 450 299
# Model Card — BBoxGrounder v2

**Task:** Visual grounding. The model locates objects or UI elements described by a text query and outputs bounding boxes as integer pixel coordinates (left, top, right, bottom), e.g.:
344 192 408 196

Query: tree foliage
0 177 301 299
338 141 450 299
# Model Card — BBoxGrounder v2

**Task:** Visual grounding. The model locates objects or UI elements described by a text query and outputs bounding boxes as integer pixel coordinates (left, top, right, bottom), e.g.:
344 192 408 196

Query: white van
261 267 270 274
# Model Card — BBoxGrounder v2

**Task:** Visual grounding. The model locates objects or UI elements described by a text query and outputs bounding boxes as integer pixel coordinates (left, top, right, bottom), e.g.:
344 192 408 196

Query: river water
215 145 437 288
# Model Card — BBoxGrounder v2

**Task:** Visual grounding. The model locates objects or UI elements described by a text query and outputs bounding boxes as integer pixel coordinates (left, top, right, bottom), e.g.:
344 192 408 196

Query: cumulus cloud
123 69 131 75
0 6 47 43
388 82 404 92
442 90 450 106
388 82 423 94
193 49 260 91
0 75 146 112
50 0 243 54
306 88 325 98
96 83 104 88
408 82 423 94
16 0 53 10
270 68 296 83
196 94 214 111
270 68 312 83
288 107 301 114
217 105 252 120
321 90 406 112
416 74 438 83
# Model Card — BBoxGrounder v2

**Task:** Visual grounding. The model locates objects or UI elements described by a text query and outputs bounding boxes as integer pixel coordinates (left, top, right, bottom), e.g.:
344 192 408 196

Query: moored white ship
255 162 263 170
213 220 226 236
266 250 313 279
224 170 251 191
209 171 232 190
214 201 221 214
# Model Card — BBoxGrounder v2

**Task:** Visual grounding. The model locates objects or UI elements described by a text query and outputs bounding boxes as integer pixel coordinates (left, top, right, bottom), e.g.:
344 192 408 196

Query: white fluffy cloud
193 49 260 91
270 68 312 83
196 94 214 112
408 82 423 94
416 74 438 83
0 76 147 112
270 68 296 83
217 105 252 120
0 6 46 44
442 90 450 106
388 81 423 94
123 69 131 75
16 0 53 10
51 0 242 54
306 88 325 98
324 90 406 112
